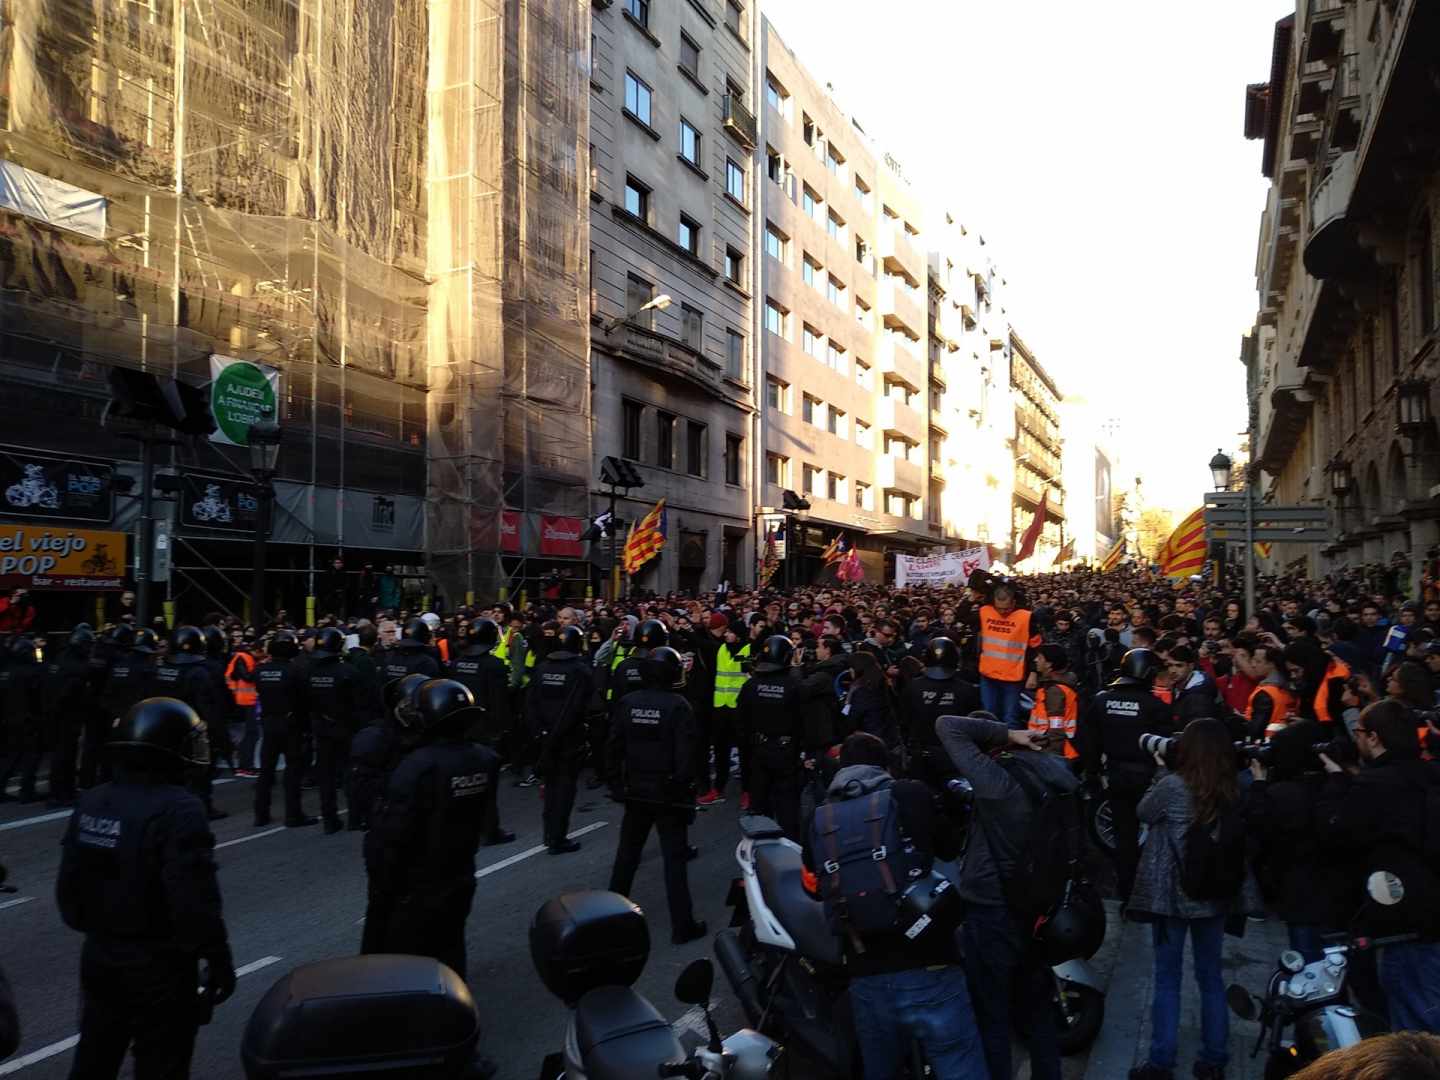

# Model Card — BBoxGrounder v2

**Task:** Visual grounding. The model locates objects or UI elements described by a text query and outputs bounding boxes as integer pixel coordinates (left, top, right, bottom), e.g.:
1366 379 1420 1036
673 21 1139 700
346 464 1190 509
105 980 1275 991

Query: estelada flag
1159 508 1207 579
1052 539 1075 567
821 534 846 565
622 498 667 575
1255 542 1273 558
1100 540 1126 573
1014 490 1048 564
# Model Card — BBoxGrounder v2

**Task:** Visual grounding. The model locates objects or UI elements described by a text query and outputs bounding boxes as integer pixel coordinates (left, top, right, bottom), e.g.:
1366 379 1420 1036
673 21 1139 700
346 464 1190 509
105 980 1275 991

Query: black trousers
69 940 199 1080
362 882 477 980
314 733 351 825
542 753 583 847
711 707 739 791
48 711 80 801
0 722 40 797
608 801 696 934
255 727 305 823
749 744 801 840
1108 785 1144 903
78 713 113 789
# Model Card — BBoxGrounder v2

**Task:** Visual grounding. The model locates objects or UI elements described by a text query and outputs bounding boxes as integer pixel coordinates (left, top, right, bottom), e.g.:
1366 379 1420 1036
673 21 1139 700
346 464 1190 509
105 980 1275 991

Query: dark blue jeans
848 966 988 1080
1378 941 1440 1034
1148 915 1228 1071
961 902 1061 1080
979 677 1024 729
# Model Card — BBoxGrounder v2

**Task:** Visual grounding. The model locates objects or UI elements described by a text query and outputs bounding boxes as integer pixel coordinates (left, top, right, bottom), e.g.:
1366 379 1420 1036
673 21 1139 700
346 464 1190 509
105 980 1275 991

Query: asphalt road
0 771 749 1080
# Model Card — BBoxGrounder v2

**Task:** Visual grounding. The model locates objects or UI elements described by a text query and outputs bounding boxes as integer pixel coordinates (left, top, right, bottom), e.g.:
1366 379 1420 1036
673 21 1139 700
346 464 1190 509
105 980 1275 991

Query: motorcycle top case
530 890 650 1005
241 955 481 1079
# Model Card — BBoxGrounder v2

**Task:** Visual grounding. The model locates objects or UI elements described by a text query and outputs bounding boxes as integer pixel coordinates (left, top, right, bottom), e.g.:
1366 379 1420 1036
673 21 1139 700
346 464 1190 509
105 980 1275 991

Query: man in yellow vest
976 583 1041 729
703 617 751 808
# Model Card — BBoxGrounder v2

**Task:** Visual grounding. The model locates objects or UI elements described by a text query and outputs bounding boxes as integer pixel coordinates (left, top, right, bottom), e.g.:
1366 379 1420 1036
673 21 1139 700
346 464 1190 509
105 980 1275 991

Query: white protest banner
894 546 991 588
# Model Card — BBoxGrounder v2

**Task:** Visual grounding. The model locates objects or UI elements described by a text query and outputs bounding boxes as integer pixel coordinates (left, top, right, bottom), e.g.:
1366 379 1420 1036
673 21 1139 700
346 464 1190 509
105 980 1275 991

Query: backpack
992 755 1084 920
811 785 928 940
1173 805 1247 902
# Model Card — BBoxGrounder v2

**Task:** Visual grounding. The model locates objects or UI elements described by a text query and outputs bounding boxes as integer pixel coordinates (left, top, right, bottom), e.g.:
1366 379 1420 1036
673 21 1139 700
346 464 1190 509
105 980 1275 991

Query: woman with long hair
844 650 894 743
1127 718 1255 1080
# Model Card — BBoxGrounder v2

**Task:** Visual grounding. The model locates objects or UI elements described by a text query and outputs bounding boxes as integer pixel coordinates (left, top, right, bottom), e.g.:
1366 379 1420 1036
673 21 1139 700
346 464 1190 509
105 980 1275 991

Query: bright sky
762 0 1290 517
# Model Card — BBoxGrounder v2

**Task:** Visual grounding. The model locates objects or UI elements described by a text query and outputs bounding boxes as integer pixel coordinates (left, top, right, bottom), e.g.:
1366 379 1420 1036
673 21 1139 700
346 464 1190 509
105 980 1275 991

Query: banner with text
540 515 584 557
0 524 127 590
894 546 991 588
209 355 281 446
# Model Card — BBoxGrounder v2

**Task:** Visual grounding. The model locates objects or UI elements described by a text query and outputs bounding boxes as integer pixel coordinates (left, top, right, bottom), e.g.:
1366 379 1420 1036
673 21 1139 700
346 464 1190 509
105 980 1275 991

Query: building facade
587 0 759 594
1009 331 1066 567
1243 0 1440 583
1060 397 1123 565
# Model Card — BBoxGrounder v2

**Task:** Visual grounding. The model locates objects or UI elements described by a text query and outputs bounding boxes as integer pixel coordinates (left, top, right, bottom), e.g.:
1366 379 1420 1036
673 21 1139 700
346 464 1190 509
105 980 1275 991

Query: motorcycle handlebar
658 1061 710 1079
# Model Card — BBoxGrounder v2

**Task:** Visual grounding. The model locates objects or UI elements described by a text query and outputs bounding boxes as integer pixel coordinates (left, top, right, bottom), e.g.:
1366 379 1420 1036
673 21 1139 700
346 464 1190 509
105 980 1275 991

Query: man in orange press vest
1312 650 1351 732
1026 643 1080 765
977 583 1041 729
225 637 260 775
1238 639 1295 741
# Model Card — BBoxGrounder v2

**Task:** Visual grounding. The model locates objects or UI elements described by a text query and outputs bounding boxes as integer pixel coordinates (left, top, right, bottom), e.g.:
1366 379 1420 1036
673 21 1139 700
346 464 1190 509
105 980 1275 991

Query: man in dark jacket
44 625 103 806
344 621 385 730
1165 644 1223 726
295 628 361 833
150 627 227 821
528 626 593 853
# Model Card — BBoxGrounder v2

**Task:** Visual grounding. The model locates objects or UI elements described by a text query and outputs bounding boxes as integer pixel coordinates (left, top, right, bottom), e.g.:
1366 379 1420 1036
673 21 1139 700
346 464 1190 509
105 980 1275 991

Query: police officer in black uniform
901 637 981 791
609 618 668 705
151 626 228 821
0 635 45 802
253 630 317 829
361 678 501 979
44 625 104 807
606 645 706 945
200 626 235 770
1079 647 1175 903
57 697 235 1079
296 627 360 834
382 618 443 682
736 635 808 840
349 673 428 832
527 625 593 854
448 619 510 742
95 627 157 790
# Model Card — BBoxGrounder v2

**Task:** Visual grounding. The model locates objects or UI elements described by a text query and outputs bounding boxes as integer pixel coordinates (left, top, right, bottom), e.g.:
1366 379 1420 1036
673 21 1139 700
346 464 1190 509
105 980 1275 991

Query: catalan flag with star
821 533 848 568
1159 508 1207 579
623 498 667 575
1100 540 1126 573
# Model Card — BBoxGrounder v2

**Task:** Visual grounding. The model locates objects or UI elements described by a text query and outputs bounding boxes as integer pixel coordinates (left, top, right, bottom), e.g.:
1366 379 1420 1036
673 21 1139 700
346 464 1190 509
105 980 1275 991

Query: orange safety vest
1028 681 1080 760
1152 687 1174 706
1248 683 1296 740
437 637 450 664
978 606 1038 683
224 652 257 707
1313 657 1351 726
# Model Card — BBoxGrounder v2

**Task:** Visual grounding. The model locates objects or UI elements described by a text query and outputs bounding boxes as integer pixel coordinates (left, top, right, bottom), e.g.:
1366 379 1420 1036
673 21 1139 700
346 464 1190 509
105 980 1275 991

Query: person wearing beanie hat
708 612 730 632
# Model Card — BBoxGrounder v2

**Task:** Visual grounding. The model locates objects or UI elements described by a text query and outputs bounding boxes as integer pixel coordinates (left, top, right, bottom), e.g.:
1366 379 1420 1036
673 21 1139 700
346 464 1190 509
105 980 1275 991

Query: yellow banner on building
0 525 128 590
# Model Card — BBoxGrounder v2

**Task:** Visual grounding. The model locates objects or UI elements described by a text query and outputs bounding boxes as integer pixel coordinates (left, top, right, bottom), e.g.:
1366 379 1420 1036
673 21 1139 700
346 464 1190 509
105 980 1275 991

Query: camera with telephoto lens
1233 741 1275 768
1138 733 1177 768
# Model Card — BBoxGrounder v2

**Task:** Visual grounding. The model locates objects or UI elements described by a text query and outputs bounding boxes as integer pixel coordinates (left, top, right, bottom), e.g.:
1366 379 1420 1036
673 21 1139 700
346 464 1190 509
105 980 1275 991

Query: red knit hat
708 612 730 631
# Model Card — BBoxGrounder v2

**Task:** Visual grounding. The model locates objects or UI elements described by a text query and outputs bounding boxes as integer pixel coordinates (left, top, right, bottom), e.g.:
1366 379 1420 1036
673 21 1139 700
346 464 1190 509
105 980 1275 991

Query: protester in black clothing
842 650 895 744
1164 644 1223 726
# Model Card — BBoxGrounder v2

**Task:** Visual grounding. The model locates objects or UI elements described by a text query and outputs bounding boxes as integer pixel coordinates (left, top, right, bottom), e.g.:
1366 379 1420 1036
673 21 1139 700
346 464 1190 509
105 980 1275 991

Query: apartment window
826 341 846 374
855 481 871 510
885 434 909 458
764 299 788 338
929 480 943 524
624 71 652 126
855 236 872 273
656 411 675 469
855 298 871 328
929 434 943 465
726 159 746 203
887 491 910 517
679 118 702 166
765 75 789 118
686 421 706 477
827 406 846 437
765 376 789 412
827 472 844 502
724 433 743 485
767 147 783 183
803 254 821 288
1417 213 1436 340
929 385 942 413
726 329 744 378
589 142 598 192
854 174 871 209
624 0 648 27
803 463 822 496
681 303 703 349
764 223 788 264
679 32 700 77
855 359 872 389
622 399 644 460
721 247 742 286
627 273 656 330
802 393 819 425
623 176 650 222
765 453 788 487
678 214 701 256
802 324 822 358
826 145 845 177
827 209 845 242
827 274 845 307
802 185 821 220
726 0 743 38
802 113 815 146
855 419 871 449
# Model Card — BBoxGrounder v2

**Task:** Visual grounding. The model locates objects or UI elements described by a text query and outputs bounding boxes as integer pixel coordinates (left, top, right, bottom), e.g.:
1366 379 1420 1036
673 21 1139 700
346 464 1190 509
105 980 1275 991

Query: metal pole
1244 467 1257 618
252 475 270 627
609 488 621 601
136 433 155 626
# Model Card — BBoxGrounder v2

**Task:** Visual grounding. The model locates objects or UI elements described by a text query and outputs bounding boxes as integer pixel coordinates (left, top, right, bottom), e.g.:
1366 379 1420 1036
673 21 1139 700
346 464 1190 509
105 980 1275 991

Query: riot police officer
901 637 981 790
44 625 104 807
361 678 500 979
253 630 316 828
0 635 44 802
151 626 228 821
609 618 669 704
606 645 706 945
95 627 157 789
527 625 594 854
200 626 235 770
382 618 443 682
448 619 510 743
57 697 235 1078
1079 647 1176 903
296 627 361 834
736 635 809 839
349 673 428 831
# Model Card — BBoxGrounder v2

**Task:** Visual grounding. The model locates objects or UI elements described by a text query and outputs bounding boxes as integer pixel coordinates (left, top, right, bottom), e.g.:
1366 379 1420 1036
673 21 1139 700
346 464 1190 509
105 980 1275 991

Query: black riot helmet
171 625 205 656
644 646 686 689
132 627 160 655
466 619 501 649
314 627 346 656
68 624 96 653
412 678 483 736
384 673 431 728
923 636 960 679
403 617 433 645
1111 648 1161 689
755 634 795 673
268 630 299 659
109 697 210 767
201 625 227 659
111 623 136 649
554 625 585 655
635 619 670 649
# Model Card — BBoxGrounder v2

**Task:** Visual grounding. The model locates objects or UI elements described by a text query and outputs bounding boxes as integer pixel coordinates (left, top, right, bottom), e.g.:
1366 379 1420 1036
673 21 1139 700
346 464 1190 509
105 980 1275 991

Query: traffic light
599 456 644 489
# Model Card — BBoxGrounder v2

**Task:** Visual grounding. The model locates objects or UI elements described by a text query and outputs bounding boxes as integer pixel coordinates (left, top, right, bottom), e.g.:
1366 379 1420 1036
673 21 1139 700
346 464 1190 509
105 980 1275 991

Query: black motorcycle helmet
411 678 485 736
1036 882 1106 965
383 673 431 728
923 636 960 679
1110 648 1161 688
132 627 160 655
896 871 963 944
109 697 210 767
755 634 795 673
554 625 585 654
403 617 433 645
201 625 227 658
171 625 205 655
314 627 346 656
68 624 96 652
268 630 299 659
643 645 686 689
635 618 670 649
466 619 501 648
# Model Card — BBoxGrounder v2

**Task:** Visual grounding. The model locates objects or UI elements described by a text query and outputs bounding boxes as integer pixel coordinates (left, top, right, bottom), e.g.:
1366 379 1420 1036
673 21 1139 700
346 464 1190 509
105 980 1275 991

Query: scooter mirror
1225 984 1258 1022
1367 870 1405 906
674 958 715 1006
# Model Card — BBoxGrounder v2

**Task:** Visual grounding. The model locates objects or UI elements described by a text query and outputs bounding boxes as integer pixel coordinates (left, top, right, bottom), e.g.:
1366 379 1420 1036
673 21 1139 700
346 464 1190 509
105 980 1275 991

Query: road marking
474 821 609 880
0 778 243 833
0 955 283 1075
217 826 285 849
0 896 35 912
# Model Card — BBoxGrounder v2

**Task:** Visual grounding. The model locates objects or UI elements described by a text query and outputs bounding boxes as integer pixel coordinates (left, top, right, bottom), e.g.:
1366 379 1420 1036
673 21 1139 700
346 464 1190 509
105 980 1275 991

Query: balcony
1289 114 1322 163
1303 0 1344 65
879 453 923 496
879 396 924 441
608 322 737 402
1297 60 1334 116
879 275 924 338
877 334 925 390
877 224 924 283
723 95 757 150
1303 150 1358 280
1328 52 1362 152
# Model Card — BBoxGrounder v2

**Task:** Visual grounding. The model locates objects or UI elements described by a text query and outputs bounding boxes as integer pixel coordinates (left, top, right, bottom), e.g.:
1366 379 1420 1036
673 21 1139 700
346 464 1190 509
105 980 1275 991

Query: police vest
713 644 750 708
225 652 257 707
978 606 1036 683
1314 657 1351 726
1028 681 1080 760
1248 683 1296 740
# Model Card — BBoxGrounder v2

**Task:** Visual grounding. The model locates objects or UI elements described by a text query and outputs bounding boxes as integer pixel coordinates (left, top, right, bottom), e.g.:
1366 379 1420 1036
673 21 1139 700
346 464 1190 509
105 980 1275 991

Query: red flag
1015 490 1048 565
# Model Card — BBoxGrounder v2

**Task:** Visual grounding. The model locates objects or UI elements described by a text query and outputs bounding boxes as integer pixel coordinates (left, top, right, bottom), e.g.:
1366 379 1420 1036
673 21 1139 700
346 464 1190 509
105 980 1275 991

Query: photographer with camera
1317 699 1440 1034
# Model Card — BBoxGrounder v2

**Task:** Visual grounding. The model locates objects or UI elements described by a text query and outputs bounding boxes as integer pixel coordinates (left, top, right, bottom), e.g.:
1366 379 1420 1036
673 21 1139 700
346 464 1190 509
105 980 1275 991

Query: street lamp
1208 450 1233 492
247 410 283 627
1397 377 1432 445
781 489 810 589
603 293 672 334
1327 457 1352 502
